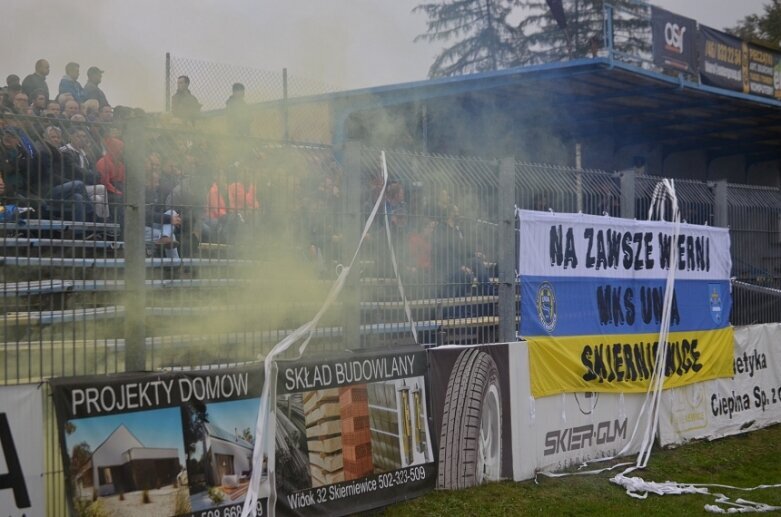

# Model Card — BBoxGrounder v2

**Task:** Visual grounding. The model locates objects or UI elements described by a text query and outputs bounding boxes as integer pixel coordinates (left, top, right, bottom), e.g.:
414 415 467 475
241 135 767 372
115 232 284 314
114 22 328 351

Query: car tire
437 348 502 489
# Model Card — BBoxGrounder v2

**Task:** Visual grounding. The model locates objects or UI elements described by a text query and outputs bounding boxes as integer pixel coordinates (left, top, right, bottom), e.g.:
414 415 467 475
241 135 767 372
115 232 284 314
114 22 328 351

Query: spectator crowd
1 58 496 309
0 58 261 256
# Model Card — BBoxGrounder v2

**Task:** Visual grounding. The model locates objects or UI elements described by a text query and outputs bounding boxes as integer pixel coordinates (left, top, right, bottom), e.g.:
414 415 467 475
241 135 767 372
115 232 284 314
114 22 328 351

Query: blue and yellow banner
518 210 733 398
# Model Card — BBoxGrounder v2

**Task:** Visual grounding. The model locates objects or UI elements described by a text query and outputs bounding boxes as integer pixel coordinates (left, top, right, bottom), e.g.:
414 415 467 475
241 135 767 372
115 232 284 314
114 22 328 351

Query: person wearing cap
21 59 50 102
83 66 109 108
58 62 85 103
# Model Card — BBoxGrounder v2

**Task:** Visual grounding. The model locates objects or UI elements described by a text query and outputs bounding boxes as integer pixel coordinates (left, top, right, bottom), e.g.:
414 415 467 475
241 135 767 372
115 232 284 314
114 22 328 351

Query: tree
518 0 649 63
728 0 781 49
241 427 254 444
414 0 524 77
415 0 650 77
181 403 209 464
70 442 91 478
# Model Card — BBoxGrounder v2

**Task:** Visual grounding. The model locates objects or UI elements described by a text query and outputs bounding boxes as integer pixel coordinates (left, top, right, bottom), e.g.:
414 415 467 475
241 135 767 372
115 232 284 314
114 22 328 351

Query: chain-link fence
2 109 781 514
164 54 334 145
166 53 335 111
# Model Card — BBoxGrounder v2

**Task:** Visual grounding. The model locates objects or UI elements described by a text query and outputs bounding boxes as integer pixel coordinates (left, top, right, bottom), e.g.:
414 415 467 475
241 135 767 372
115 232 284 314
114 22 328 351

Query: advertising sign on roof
651 7 698 74
698 25 745 93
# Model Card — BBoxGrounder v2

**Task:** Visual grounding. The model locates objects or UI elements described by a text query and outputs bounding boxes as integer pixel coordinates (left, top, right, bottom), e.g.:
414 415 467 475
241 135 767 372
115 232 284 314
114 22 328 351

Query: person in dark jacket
171 75 201 122
145 153 181 259
83 67 109 108
21 59 50 101
38 126 94 224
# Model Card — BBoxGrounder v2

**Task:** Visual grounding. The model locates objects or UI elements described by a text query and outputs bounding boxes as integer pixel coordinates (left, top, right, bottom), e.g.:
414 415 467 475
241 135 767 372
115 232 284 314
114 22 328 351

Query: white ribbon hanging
242 151 419 516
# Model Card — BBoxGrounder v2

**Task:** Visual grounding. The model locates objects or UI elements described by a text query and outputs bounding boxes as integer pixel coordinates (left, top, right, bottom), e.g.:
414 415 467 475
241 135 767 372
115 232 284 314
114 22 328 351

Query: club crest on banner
709 283 723 324
536 282 558 333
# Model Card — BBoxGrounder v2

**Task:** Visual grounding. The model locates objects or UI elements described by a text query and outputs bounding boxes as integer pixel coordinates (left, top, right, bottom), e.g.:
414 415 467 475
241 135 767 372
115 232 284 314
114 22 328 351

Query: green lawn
386 424 781 516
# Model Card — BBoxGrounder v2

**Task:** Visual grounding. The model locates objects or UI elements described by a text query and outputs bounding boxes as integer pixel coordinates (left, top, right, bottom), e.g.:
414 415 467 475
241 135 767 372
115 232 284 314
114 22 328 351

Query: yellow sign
528 327 734 398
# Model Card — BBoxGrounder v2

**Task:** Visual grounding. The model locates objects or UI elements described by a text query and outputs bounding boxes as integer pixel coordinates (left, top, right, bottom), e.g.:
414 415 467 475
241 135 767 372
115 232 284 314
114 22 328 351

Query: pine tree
415 0 650 77
414 0 524 77
518 0 649 64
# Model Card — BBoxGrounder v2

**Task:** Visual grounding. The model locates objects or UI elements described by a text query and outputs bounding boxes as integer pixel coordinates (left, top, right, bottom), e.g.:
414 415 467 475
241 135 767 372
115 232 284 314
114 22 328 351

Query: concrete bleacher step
0 315 498 344
1 278 246 297
0 256 252 268
0 238 124 250
4 304 253 326
0 219 120 234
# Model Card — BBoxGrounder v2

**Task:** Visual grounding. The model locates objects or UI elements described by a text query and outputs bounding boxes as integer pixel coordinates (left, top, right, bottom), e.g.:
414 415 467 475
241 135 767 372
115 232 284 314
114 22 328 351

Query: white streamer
242 151 403 517
560 392 567 424
381 152 418 344
609 180 780 513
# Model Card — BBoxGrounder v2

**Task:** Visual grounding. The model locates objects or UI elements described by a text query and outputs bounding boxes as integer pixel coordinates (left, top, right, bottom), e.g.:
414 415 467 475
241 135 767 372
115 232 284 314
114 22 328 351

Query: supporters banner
651 7 698 73
51 368 268 517
0 384 44 517
517 210 733 398
698 25 746 92
274 348 435 515
659 323 781 445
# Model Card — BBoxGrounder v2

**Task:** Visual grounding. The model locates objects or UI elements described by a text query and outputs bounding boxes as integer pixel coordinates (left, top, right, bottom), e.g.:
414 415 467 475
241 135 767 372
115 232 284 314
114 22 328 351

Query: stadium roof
326 57 781 164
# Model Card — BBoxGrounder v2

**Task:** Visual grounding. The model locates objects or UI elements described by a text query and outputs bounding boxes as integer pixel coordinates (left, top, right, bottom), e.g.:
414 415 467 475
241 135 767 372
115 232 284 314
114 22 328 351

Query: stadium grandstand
2 6 781 513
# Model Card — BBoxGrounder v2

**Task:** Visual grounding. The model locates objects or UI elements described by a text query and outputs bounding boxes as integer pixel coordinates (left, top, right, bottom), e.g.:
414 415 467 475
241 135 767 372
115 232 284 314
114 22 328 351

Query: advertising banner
429 344 513 488
659 323 781 445
775 54 781 100
528 385 646 473
518 210 733 398
273 347 434 515
51 368 267 517
651 7 698 73
428 342 647 483
698 25 746 92
745 42 777 98
0 384 44 517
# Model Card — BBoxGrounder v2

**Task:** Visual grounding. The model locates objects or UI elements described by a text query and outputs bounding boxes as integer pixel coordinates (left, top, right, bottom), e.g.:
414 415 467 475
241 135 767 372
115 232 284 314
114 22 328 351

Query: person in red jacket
95 137 125 197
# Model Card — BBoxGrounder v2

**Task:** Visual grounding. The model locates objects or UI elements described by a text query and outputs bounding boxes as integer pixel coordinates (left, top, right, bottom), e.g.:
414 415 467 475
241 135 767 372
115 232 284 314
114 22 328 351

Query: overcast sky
1 0 769 111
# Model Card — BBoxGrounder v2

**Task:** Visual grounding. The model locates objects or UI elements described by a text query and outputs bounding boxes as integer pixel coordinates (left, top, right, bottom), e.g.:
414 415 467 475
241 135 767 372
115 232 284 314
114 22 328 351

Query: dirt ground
98 486 180 516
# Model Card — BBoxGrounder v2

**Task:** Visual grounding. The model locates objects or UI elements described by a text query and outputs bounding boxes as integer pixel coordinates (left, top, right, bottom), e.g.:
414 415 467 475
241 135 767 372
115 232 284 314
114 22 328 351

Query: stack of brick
339 385 374 479
304 388 344 487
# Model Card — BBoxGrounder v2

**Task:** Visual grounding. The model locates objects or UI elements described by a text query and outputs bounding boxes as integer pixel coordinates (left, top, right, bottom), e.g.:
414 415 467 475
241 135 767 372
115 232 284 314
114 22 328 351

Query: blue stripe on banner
519 276 731 337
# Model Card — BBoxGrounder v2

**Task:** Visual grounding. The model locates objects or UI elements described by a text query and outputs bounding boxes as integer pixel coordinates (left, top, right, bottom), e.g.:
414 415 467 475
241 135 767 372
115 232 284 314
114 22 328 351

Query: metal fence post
165 52 171 113
342 141 362 349
124 117 147 371
498 158 517 343
620 169 636 219
575 143 583 213
282 68 289 143
714 179 728 228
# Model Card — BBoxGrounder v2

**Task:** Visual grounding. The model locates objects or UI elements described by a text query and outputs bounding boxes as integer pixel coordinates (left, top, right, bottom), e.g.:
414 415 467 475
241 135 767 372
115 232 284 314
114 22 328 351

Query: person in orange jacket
204 164 259 243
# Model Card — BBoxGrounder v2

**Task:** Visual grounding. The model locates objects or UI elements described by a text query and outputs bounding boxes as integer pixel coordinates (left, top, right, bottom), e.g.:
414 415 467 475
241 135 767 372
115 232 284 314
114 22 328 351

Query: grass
385 424 781 516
